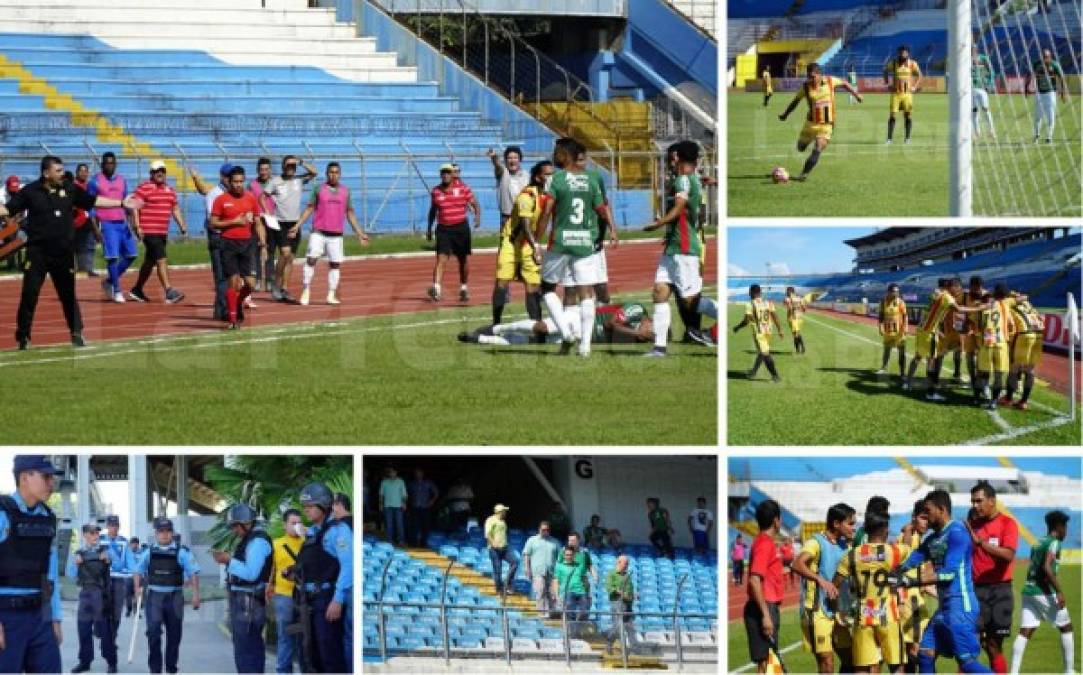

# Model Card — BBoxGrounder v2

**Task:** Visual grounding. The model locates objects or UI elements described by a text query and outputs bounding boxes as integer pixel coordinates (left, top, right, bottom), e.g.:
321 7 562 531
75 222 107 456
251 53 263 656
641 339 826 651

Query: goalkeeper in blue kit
889 490 992 673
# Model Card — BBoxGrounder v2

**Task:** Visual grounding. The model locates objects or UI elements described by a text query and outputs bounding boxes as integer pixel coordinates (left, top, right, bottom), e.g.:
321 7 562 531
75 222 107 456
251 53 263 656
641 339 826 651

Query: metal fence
364 558 718 670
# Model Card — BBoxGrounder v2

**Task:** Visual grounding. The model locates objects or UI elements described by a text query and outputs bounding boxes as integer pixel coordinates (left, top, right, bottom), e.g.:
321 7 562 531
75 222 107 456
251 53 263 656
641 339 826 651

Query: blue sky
727 227 877 276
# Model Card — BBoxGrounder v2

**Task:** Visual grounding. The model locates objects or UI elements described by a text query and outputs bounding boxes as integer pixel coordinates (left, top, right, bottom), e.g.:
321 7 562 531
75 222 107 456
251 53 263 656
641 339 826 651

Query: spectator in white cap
127 160 188 304
485 503 518 596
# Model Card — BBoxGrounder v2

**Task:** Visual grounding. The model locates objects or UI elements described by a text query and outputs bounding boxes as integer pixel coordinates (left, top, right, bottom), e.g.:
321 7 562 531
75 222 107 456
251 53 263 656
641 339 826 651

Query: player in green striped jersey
972 46 997 139
1025 48 1069 144
1009 510 1074 674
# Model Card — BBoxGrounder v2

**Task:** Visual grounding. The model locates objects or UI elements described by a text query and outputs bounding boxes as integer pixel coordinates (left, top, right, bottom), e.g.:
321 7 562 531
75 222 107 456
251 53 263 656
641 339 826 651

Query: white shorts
306 231 344 263
562 248 608 286
1020 593 1072 629
1034 91 1057 125
543 251 602 287
655 253 703 297
974 88 990 111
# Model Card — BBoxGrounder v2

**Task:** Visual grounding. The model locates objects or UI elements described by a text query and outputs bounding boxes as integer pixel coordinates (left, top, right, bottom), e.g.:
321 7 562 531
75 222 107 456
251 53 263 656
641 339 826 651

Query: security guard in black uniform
0 455 63 673
70 523 118 673
210 504 273 673
0 155 125 349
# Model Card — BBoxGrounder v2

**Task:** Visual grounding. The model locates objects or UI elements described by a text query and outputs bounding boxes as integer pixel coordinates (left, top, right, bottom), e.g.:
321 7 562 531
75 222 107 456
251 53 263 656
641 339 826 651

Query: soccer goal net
954 0 1082 217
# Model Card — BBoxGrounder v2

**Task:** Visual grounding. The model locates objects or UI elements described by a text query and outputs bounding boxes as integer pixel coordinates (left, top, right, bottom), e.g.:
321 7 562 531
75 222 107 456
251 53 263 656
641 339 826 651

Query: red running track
0 239 717 350
727 569 803 622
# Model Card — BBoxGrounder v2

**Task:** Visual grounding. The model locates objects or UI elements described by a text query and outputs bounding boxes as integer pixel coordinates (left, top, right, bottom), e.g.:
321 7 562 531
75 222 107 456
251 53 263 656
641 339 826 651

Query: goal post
949 0 972 217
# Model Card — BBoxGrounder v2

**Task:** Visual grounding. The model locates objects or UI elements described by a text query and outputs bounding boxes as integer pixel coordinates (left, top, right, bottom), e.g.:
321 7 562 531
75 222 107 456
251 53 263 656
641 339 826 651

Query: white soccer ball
771 167 790 184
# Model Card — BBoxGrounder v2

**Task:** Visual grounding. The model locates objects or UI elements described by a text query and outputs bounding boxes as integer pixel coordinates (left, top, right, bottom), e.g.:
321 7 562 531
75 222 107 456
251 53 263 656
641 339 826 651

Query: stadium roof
844 227 923 249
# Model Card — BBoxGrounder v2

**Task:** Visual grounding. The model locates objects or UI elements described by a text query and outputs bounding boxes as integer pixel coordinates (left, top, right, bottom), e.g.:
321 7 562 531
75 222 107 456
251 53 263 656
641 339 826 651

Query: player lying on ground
1010 510 1074 674
732 284 783 382
458 298 655 346
778 62 863 182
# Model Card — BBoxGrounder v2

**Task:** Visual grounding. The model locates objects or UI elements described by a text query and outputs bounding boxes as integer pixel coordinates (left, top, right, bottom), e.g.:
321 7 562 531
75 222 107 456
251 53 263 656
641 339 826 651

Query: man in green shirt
604 555 641 655
1026 48 1068 143
522 521 560 614
378 467 407 546
1010 510 1073 674
485 504 518 597
972 45 997 139
552 547 589 638
535 137 606 357
646 498 675 559
643 140 717 357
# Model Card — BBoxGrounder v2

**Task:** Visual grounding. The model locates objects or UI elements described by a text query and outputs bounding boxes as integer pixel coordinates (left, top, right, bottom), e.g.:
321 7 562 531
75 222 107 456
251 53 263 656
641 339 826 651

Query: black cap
106 515 120 526
13 455 62 476
153 517 173 531
82 523 101 533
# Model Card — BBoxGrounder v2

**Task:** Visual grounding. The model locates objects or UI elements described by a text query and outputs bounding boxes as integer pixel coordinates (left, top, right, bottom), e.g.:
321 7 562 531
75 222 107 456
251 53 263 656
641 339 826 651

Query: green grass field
0 290 717 445
727 563 1082 673
727 92 1081 217
726 305 1080 446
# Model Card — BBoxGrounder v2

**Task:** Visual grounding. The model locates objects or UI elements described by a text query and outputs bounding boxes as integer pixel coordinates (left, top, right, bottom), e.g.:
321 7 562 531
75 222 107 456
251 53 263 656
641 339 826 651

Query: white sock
460 283 468 291
654 302 671 349
328 268 340 291
302 263 315 288
1010 634 1027 674
543 292 572 341
973 109 981 133
697 296 718 320
579 298 595 355
1061 631 1073 673
985 110 995 135
433 282 441 293
494 319 536 336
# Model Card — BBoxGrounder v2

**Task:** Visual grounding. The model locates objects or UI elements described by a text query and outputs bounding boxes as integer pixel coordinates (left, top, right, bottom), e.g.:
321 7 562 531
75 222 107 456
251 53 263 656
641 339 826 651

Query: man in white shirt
688 497 714 555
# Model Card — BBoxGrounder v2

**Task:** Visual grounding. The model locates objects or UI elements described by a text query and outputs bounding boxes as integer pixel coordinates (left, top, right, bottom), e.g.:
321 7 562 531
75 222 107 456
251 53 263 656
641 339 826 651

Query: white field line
802 314 1073 444
732 640 802 674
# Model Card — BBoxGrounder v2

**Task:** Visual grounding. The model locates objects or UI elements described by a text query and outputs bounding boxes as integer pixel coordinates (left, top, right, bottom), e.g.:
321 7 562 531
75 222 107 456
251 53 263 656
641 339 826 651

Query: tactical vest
147 546 184 587
298 520 342 586
77 545 110 589
0 495 56 589
229 527 273 589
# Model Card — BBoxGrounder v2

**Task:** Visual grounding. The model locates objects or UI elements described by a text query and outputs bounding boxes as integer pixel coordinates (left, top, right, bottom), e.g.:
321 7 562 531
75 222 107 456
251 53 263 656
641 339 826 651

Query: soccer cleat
279 290 295 304
901 382 911 390
112 292 126 304
164 288 185 304
925 392 945 402
1015 401 1030 411
875 368 888 376
958 374 970 384
885 139 893 145
1045 138 1053 144
459 288 470 302
17 337 30 351
271 287 284 301
985 401 997 411
102 279 113 299
128 288 149 303
643 347 667 358
686 328 715 347
71 664 92 673
244 297 257 309
558 338 577 356
457 331 474 344
226 321 240 331
997 396 1013 407
299 287 311 306
326 292 340 305
71 333 86 348
904 138 911 145
427 285 441 302
771 375 781 383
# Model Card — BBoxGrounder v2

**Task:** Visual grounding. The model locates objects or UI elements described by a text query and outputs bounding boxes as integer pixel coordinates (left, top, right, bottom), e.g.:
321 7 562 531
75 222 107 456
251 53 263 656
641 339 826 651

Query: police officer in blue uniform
133 517 201 674
297 482 353 673
210 504 273 673
67 523 118 673
0 455 63 673
99 514 137 655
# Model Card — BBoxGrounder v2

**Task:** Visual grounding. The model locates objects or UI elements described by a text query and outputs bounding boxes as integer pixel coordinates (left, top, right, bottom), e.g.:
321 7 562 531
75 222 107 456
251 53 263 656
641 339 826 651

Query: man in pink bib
295 162 369 306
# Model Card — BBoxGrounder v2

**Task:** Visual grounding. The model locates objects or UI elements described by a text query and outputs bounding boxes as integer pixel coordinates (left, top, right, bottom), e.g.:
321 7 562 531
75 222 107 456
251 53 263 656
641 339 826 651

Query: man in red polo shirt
745 499 784 673
966 480 1019 674
129 161 188 304
426 163 480 303
211 166 265 329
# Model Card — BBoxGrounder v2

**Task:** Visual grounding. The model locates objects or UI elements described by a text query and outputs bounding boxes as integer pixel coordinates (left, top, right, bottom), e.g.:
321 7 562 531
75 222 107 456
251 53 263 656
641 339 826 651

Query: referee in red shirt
966 480 1019 674
210 166 265 329
745 499 784 673
426 163 480 303
128 161 188 304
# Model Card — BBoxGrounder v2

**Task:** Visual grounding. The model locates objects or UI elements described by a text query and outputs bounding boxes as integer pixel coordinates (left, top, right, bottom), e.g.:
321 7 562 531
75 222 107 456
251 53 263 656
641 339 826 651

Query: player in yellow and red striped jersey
905 277 988 401
883 45 923 145
783 286 808 354
877 283 908 377
1000 291 1045 411
960 276 988 398
778 63 863 182
733 284 784 382
976 284 1017 411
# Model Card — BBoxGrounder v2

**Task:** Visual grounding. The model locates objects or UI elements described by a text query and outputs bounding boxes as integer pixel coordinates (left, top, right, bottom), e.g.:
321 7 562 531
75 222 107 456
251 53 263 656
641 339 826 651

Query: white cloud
766 262 792 276
728 262 752 276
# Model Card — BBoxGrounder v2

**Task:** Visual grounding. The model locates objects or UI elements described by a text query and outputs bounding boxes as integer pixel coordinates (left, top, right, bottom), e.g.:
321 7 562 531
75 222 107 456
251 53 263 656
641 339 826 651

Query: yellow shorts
754 333 772 355
899 597 932 645
882 332 905 348
494 237 540 285
962 332 979 354
1013 332 1043 368
799 121 834 146
801 611 852 654
890 92 914 113
852 622 904 667
789 318 803 333
914 330 937 359
978 343 1010 373
765 86 774 95
937 330 962 357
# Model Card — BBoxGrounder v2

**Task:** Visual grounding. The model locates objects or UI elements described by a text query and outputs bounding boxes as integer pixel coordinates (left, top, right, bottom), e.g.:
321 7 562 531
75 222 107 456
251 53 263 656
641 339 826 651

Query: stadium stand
730 457 1082 559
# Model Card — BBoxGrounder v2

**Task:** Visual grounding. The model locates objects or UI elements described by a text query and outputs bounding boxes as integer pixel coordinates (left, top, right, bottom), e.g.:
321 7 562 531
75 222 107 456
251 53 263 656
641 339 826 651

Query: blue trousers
273 594 299 673
229 592 267 673
311 592 348 674
77 587 117 667
488 546 519 594
0 605 61 673
145 590 184 673
208 234 228 320
343 596 353 671
383 507 405 545
109 577 129 651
